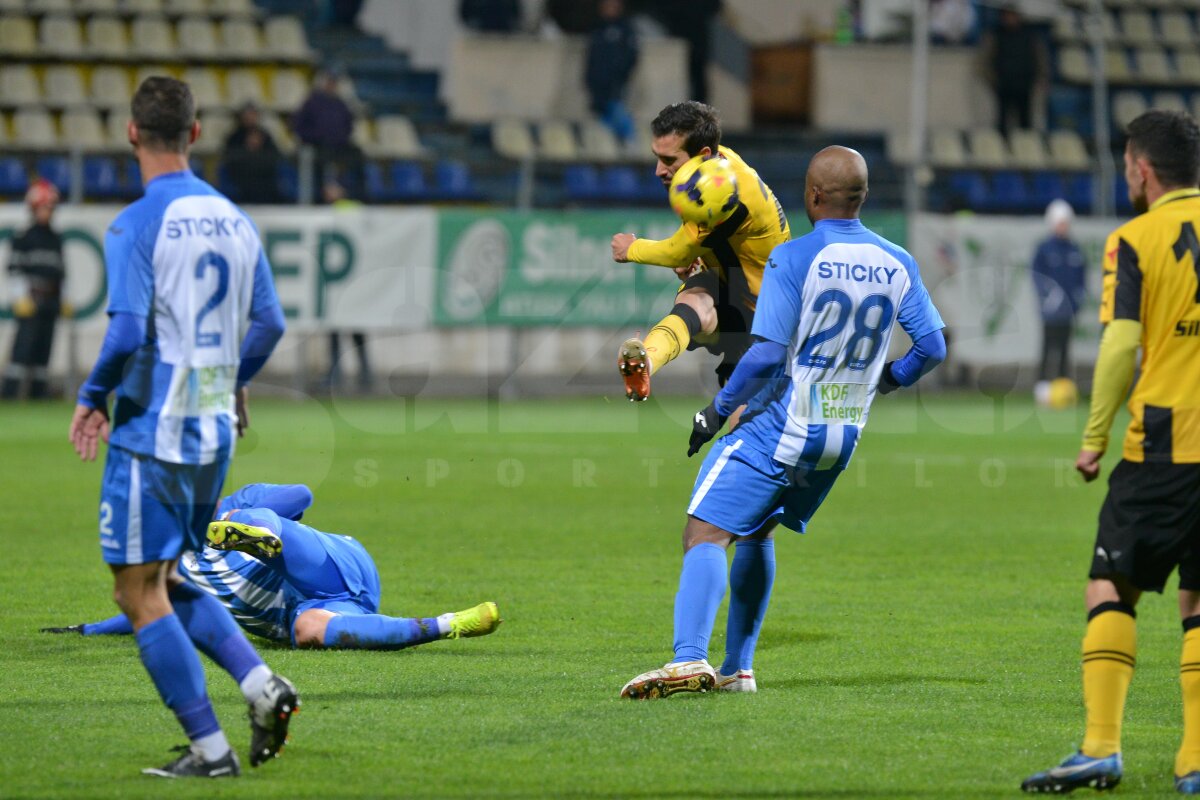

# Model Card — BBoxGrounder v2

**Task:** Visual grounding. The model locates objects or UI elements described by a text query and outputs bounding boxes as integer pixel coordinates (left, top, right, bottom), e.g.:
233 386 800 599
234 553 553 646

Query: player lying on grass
45 482 502 649
610 100 790 403
619 146 946 699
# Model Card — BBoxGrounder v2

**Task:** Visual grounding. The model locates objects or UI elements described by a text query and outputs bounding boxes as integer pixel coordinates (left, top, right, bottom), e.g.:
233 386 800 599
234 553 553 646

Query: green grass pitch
0 393 1188 798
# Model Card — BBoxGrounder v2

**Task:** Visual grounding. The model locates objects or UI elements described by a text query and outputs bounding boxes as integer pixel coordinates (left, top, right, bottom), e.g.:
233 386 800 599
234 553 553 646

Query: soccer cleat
1021 752 1122 793
248 674 299 767
618 337 651 402
40 624 84 634
207 520 282 559
620 660 717 700
1179 772 1200 794
445 601 501 639
142 744 241 778
715 668 757 693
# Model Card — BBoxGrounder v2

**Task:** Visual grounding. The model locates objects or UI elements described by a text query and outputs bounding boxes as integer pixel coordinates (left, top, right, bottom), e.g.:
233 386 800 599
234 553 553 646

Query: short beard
1131 191 1148 215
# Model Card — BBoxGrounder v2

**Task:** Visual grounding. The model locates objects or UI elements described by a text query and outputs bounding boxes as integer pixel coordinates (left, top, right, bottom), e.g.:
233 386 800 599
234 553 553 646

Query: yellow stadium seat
78 0 121 12
191 110 231 155
1008 129 1047 170
182 67 226 112
263 16 312 61
491 119 534 161
39 15 83 58
0 64 39 105
1120 11 1157 46
61 108 107 151
86 16 129 58
90 66 131 111
1057 45 1090 84
1104 49 1132 83
579 120 621 162
269 68 308 112
131 16 176 60
211 0 258 17
126 0 165 13
165 0 210 14
967 128 1009 169
1161 12 1196 48
105 107 132 148
1152 90 1188 114
1112 90 1148 128
1048 131 1090 171
886 130 918 167
13 109 58 149
929 129 967 169
537 120 579 162
374 115 425 159
28 0 72 13
44 65 87 108
1177 51 1200 84
178 16 219 59
219 18 261 60
225 68 264 107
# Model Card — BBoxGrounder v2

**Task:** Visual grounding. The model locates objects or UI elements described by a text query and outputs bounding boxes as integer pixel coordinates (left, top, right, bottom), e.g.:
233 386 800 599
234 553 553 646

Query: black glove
876 362 901 395
687 402 728 457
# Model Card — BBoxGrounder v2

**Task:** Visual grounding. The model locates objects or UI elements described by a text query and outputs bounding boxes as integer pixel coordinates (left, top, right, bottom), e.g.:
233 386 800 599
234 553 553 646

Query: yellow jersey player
610 101 790 401
1022 110 1200 794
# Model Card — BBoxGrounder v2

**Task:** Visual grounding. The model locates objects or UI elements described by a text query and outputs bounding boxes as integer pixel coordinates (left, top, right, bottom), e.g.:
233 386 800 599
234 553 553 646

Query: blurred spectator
586 0 639 143
460 0 521 32
293 68 363 201
642 0 720 103
3 179 65 400
545 0 598 34
322 180 373 393
1032 199 1086 393
930 0 978 45
221 103 284 205
978 5 1048 134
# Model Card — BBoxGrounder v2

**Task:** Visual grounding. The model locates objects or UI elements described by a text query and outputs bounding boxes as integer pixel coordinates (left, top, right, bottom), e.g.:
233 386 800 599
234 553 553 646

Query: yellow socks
1081 604 1137 758
1176 620 1200 776
642 303 702 376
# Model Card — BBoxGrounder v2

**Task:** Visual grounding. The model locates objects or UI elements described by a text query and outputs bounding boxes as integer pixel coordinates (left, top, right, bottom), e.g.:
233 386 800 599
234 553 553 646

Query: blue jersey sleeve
236 247 286 387
104 210 157 316
897 260 945 343
750 249 807 346
227 506 283 536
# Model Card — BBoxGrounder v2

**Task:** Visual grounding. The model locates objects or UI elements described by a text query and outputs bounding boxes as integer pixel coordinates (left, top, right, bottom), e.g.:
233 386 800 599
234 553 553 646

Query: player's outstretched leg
619 302 704 402
207 520 282 559
41 614 135 636
312 602 501 650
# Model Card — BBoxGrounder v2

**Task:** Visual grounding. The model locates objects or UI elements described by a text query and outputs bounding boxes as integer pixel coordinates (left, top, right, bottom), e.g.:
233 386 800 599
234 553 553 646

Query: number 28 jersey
105 170 278 465
734 218 944 468
1101 188 1200 463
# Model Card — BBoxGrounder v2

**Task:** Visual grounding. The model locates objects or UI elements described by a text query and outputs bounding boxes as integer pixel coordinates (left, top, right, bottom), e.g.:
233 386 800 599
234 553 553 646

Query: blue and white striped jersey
180 548 298 641
735 218 944 468
105 170 278 465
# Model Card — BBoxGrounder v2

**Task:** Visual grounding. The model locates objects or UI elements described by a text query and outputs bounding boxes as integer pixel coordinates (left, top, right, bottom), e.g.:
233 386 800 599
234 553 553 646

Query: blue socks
169 581 264 687
323 613 444 650
672 542 728 663
135 615 222 746
82 613 134 635
721 538 775 674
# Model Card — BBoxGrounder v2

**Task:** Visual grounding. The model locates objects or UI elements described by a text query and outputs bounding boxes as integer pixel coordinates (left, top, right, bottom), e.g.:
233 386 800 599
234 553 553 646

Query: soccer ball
669 155 738 228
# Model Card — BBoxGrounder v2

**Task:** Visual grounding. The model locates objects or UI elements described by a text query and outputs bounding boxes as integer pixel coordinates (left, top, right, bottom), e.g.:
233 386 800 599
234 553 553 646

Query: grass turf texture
0 393 1186 798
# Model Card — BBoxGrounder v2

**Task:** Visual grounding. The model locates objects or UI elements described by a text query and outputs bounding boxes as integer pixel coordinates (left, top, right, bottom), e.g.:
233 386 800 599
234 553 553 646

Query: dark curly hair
650 101 721 157
1127 110 1200 189
131 76 195 153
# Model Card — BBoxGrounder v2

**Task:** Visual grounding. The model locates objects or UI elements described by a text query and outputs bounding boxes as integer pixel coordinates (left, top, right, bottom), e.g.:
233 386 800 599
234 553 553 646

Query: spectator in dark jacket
460 0 521 32
979 5 1048 134
293 68 363 201
585 0 638 143
221 103 284 204
1032 199 1086 390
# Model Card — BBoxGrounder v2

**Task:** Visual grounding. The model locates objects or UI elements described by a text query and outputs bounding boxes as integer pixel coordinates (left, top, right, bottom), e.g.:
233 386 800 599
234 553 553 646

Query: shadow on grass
770 672 987 689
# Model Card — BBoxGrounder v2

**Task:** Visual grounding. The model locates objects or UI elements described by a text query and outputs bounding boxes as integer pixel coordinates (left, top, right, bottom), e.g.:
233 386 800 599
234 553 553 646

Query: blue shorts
99 446 229 565
687 435 845 536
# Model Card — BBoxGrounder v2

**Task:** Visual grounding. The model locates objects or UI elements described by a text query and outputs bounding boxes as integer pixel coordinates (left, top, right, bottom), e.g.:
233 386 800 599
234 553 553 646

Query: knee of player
292 609 334 648
677 293 717 332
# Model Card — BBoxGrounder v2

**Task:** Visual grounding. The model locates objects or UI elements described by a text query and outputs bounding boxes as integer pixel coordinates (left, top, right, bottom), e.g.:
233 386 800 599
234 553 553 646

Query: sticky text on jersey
817 261 900 285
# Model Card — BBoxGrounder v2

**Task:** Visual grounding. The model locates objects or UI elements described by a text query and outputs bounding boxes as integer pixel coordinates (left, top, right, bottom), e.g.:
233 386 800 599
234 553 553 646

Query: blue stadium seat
121 159 143 199
1066 173 1092 213
391 161 427 200
0 157 28 195
364 162 390 202
946 171 988 211
600 166 640 202
434 160 477 199
639 171 666 203
35 156 71 194
1113 173 1133 215
989 171 1028 212
83 156 121 199
277 162 298 203
562 164 599 202
1030 172 1066 209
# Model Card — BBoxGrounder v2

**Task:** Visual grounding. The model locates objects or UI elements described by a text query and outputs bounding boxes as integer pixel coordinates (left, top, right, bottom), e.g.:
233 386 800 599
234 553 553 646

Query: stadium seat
165 0 210 14
276 160 296 202
35 156 70 194
90 66 131 112
43 66 86 109
178 16 220 59
1104 49 1132 83
1052 9 1079 42
988 171 1028 212
435 160 477 199
225 68 265 108
0 156 27 195
193 110 232 155
599 166 640 202
211 0 259 17
966 128 1008 169
886 130 918 166
123 158 142 193
61 109 107 151
126 0 165 13
83 156 121 199
135 64 177 89
182 67 226 112
1177 51 1200 84
256 110 293 153
1153 90 1188 113
1066 173 1092 213
105 106 132 148
0 16 37 57
0 65 40 106
363 161 390 201
14 110 57 149
1112 90 1148 128
28 0 71 13
491 119 534 161
373 115 424 159
269 68 307 112
1030 172 1067 208
1057 45 1090 83
578 121 621 162
263 17 312 61
537 121 579 162
390 161 426 199
947 171 988 209
131 16 176 60
1120 10 1157 45
77 0 120 12
1048 130 1090 171
39 16 83 57
1008 129 1047 169
1097 10 1120 40
1135 49 1172 84
219 18 261 61
929 129 967 168
562 164 599 201
86 15 129 58
1160 12 1196 48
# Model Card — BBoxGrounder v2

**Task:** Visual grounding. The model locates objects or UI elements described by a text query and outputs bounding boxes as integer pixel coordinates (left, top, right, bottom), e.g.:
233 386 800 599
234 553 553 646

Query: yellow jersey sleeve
627 224 705 269
1099 231 1120 324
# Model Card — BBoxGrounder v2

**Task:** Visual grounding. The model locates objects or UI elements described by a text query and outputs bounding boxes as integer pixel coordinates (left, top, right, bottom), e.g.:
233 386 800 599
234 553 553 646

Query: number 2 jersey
1101 188 1200 462
735 218 945 468
104 170 277 465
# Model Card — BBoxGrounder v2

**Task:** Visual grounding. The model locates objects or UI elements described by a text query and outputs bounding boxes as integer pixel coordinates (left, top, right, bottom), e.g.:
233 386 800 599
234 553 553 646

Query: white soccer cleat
715 669 756 693
619 659 716 700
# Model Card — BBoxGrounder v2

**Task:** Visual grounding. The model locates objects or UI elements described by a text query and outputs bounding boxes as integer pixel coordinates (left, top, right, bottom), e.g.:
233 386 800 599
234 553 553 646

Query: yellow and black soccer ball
669 155 738 228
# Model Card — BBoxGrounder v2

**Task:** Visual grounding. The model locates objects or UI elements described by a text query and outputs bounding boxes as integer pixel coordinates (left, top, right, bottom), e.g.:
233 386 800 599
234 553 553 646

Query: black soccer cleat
248 674 299 767
142 744 241 778
40 625 84 634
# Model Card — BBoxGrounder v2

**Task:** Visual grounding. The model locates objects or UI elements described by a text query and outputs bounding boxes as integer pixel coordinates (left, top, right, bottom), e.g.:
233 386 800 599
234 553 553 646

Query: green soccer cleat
207 521 282 559
445 602 501 640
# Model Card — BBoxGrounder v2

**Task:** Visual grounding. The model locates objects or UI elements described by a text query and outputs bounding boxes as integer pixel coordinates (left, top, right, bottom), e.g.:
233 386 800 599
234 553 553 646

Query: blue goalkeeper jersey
105 170 280 465
735 218 944 468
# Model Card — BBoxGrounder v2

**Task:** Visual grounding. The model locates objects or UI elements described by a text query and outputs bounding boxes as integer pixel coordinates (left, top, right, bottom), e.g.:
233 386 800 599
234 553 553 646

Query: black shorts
1090 459 1200 592
680 268 755 386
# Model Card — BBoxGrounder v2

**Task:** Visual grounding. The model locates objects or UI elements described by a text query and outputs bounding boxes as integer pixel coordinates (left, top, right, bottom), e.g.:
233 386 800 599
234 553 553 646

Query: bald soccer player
618 147 946 699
